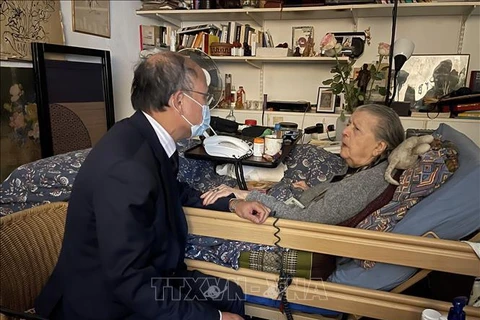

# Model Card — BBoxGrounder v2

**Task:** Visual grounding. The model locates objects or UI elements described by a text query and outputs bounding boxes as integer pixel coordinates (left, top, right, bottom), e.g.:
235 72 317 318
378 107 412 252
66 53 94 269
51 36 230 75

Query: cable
272 217 294 320
388 69 399 107
385 0 399 106
300 104 309 144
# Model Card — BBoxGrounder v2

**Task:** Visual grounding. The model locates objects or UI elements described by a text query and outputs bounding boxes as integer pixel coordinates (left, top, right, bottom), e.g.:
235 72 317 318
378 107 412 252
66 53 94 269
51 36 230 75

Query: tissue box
255 47 292 57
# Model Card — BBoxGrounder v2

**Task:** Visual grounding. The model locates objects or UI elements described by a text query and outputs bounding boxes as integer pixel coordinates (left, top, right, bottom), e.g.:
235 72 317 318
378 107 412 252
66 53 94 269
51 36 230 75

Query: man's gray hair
131 51 198 112
355 104 405 154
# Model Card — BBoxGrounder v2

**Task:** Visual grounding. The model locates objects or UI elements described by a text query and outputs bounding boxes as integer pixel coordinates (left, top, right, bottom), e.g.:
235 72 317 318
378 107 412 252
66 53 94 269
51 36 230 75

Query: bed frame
184 207 480 320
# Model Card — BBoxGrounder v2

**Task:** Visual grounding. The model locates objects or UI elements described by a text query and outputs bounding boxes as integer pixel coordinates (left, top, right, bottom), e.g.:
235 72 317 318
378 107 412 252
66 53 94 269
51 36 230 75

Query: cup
264 134 282 156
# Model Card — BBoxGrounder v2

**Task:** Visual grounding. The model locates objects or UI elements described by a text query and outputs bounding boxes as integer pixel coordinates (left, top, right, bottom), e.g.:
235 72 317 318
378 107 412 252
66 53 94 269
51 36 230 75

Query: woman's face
340 110 386 168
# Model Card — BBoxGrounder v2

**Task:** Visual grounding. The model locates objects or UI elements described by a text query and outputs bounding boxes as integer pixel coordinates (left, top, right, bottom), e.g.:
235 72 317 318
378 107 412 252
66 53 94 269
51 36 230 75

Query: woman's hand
201 184 250 205
233 200 270 224
292 180 310 191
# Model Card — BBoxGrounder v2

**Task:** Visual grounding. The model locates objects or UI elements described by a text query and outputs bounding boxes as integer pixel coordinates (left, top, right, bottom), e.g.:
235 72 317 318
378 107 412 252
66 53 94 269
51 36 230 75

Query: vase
335 110 350 141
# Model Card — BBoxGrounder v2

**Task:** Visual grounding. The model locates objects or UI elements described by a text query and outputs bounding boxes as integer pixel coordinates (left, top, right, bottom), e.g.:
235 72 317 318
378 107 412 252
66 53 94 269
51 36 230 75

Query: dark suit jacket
35 111 231 320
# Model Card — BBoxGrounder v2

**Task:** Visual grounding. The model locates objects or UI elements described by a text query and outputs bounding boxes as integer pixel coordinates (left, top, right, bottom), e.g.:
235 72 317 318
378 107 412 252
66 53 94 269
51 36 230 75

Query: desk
184 134 301 189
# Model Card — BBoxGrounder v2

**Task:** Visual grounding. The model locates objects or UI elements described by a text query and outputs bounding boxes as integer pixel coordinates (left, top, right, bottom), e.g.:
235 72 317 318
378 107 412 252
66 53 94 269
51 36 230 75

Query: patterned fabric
266 145 347 201
248 249 298 275
0 149 91 216
355 139 459 269
184 234 277 269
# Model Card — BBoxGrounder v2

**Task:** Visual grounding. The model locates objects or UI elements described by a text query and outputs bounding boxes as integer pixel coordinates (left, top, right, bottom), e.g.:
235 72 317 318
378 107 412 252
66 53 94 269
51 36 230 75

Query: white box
255 47 292 57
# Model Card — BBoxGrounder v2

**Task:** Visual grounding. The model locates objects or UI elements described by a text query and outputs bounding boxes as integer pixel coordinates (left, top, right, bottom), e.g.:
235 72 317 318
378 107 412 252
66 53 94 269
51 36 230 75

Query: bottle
447 296 468 320
224 74 232 108
230 86 236 109
236 86 246 109
274 123 282 139
253 137 264 157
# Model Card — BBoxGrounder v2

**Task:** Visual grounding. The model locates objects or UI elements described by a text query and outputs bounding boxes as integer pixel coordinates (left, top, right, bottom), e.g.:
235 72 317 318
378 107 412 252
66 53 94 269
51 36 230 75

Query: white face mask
178 93 212 137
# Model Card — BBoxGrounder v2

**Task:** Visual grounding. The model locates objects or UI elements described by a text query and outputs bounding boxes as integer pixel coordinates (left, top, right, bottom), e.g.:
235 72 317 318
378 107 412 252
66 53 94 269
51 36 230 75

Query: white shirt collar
142 111 176 158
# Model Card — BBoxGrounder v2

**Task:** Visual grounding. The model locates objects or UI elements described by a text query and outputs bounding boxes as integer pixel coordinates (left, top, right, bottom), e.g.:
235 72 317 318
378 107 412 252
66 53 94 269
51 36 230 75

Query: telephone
203 135 252 158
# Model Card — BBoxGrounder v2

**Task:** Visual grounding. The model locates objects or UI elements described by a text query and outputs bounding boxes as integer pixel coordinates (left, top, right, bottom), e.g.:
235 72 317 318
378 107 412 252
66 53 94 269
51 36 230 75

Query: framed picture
72 0 111 38
0 1 64 61
0 63 41 181
292 26 313 55
395 54 470 109
32 42 115 158
316 87 336 113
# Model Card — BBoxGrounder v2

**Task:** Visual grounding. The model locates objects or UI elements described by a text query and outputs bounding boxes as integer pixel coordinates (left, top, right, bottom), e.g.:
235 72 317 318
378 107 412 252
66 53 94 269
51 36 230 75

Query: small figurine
355 63 371 94
293 47 301 57
302 35 315 57
364 27 371 46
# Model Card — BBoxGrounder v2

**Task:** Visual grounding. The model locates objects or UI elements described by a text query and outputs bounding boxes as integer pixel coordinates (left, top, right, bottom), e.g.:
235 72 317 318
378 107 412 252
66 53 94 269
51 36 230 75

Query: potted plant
319 33 389 135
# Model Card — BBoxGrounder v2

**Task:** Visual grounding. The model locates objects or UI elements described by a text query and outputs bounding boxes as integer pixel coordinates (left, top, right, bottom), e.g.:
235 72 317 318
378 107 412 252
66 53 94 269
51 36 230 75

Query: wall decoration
316 87 336 113
292 26 313 55
0 64 41 181
32 43 115 158
0 1 64 61
396 54 470 109
72 0 111 38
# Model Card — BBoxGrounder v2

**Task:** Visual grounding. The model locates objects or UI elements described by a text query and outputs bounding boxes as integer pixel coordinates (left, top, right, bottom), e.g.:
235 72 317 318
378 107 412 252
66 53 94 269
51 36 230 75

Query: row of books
178 23 274 49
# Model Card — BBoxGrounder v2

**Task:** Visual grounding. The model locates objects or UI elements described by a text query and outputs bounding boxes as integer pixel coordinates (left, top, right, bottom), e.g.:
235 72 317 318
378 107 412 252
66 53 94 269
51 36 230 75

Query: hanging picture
0 1 64 60
316 87 336 113
0 64 41 181
72 0 111 38
396 54 470 109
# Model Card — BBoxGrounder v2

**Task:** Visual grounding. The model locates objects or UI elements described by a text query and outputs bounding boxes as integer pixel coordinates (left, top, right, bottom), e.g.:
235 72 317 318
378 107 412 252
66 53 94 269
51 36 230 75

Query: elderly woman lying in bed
201 104 405 224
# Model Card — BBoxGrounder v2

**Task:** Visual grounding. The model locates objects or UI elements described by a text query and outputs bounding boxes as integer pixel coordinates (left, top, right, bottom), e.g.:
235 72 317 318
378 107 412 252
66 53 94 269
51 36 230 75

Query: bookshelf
137 2 480 26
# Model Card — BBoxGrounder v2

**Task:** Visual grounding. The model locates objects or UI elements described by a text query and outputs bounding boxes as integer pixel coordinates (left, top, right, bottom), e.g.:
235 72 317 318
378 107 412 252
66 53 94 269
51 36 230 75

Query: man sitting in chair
35 52 270 320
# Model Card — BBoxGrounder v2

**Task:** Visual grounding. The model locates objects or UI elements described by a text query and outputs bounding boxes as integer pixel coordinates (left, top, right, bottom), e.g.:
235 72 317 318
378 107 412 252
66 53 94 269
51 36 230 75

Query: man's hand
233 200 270 224
292 180 309 191
221 312 243 320
201 184 250 206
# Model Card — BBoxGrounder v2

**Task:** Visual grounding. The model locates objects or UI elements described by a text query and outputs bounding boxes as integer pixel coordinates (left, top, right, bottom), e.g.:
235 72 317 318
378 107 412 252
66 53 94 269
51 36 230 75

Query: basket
210 42 233 56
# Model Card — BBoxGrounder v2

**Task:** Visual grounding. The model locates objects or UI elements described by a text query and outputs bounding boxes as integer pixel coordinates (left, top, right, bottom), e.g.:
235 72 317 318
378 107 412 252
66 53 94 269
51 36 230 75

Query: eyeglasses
184 90 214 105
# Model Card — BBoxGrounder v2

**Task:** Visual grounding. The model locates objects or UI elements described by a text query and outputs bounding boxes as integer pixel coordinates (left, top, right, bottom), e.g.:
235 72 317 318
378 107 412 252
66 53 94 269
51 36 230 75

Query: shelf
210 56 349 63
137 2 480 24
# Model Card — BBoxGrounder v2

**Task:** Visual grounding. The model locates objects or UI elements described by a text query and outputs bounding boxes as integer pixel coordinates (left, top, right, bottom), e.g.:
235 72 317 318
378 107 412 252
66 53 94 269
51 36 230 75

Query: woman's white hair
355 104 405 156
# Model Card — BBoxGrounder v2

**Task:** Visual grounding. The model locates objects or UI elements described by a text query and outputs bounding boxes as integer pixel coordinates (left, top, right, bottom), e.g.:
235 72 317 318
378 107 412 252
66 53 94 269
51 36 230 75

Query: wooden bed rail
186 260 480 320
184 207 480 277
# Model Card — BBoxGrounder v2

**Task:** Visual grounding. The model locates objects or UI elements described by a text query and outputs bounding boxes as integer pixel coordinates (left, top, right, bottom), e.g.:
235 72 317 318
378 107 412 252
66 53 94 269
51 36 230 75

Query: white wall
60 0 157 121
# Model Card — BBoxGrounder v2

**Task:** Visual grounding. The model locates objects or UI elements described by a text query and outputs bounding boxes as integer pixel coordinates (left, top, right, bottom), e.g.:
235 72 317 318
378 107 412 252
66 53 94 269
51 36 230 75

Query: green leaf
369 65 377 73
378 87 387 96
333 75 342 82
332 83 343 95
323 79 333 85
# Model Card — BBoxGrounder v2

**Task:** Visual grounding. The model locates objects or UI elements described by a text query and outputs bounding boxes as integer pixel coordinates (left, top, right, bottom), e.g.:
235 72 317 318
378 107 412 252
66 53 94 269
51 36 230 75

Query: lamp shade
393 38 415 72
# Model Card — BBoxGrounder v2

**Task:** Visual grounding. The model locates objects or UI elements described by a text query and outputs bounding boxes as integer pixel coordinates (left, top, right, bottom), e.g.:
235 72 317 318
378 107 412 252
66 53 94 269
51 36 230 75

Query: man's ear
373 140 388 157
169 91 184 112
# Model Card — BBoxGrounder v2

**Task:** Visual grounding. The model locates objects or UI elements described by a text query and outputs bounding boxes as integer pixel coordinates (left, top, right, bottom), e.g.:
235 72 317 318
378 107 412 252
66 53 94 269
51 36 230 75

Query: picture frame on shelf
316 87 336 113
72 0 111 38
292 26 314 55
396 54 470 109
